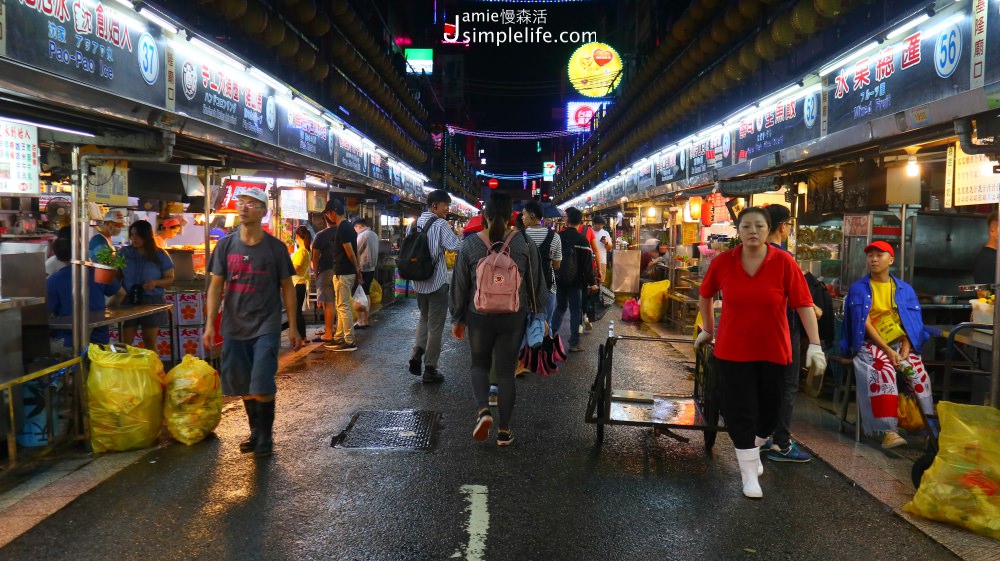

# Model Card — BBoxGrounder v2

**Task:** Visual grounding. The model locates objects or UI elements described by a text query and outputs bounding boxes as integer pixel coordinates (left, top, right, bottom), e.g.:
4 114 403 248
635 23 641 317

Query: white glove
805 344 827 373
694 329 713 350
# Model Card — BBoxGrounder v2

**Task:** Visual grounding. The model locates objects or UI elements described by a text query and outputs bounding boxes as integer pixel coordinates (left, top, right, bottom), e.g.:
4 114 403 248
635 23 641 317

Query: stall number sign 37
935 20 961 79
137 33 158 85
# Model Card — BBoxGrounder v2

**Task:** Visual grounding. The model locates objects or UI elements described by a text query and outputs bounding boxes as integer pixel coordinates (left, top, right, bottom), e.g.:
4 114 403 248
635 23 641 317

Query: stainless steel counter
0 296 45 311
48 304 173 330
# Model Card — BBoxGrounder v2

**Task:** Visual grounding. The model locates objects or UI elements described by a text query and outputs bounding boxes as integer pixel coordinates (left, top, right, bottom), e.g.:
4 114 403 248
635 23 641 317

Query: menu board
281 188 308 220
333 130 366 175
276 103 330 163
0 119 39 194
952 141 1000 206
734 92 820 162
654 148 686 187
824 10 970 134
174 47 280 146
1 0 169 109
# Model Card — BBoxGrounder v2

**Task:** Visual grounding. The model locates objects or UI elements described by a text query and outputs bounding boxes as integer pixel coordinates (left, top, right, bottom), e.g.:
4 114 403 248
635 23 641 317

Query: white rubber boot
735 447 764 499
753 436 767 475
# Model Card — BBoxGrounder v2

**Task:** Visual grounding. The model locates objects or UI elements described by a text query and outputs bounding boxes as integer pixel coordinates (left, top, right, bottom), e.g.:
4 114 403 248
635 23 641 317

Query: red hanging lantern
701 200 714 226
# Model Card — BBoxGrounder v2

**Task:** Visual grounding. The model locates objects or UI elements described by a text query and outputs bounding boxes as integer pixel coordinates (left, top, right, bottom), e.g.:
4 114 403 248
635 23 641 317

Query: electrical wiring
447 124 585 139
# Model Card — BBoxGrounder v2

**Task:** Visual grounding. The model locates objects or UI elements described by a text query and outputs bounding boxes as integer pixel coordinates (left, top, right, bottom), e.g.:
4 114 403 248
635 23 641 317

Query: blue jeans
553 286 582 346
221 332 281 396
545 291 557 326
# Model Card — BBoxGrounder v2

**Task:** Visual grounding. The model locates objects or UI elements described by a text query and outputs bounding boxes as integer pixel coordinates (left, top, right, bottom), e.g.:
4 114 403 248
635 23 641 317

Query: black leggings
716 358 784 449
295 283 306 338
467 311 526 430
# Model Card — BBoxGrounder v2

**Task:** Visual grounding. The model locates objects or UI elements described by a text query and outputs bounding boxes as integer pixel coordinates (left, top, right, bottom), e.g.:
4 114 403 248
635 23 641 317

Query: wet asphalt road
0 299 957 561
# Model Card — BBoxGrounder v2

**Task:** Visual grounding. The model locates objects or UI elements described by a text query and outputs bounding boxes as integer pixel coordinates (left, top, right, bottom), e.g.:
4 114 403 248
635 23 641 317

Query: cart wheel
912 450 936 489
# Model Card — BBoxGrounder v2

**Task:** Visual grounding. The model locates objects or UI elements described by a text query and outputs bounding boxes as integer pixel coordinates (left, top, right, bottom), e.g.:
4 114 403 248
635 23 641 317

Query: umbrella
542 204 566 219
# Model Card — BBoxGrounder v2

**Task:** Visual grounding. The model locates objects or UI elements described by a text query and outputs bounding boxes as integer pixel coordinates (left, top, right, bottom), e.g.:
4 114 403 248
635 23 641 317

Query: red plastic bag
622 298 640 322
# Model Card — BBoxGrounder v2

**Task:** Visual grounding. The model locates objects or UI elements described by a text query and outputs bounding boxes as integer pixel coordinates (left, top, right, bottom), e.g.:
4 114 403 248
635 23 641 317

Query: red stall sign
218 179 267 212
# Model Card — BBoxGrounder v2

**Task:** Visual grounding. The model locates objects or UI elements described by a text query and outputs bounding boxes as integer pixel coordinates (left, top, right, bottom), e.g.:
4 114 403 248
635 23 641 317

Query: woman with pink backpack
450 192 546 446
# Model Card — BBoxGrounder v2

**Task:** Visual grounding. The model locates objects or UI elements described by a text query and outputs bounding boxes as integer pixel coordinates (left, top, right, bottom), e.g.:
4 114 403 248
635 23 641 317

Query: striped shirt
410 211 461 294
523 226 562 294
356 227 379 272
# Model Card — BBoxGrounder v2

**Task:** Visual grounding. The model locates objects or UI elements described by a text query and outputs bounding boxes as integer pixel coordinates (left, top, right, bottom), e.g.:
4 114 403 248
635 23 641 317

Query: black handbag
128 284 144 305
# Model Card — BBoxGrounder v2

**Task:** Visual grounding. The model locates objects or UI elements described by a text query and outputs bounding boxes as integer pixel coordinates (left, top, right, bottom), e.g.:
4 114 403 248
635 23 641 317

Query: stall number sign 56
935 21 961 79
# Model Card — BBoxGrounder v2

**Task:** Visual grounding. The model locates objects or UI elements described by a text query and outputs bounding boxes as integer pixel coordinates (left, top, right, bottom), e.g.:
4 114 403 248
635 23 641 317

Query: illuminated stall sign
688 132 734 177
655 148 686 187
2 0 168 108
218 179 267 212
0 119 39 195
623 169 638 195
277 103 330 163
734 92 820 162
389 164 405 189
368 151 389 184
174 49 280 146
567 42 623 98
565 101 610 132
824 12 970 134
333 130 366 175
636 161 655 191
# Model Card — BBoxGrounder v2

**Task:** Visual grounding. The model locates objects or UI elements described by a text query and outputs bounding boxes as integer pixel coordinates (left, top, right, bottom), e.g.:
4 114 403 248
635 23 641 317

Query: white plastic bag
352 284 369 312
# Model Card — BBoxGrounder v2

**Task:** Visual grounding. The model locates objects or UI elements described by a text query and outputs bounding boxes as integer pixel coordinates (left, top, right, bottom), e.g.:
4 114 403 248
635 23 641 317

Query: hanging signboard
368 151 389 184
389 164 405 189
688 132 734 177
952 141 1000 206
173 47 280 146
735 90 821 163
276 101 330 163
217 179 267 212
636 160 655 191
654 148 686 187
824 10 970 134
623 169 638 195
1 1 169 109
0 118 40 195
332 130 366 175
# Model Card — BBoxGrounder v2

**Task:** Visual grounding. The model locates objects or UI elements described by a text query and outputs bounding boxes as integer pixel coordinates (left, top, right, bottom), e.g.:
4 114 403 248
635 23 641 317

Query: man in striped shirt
408 189 461 383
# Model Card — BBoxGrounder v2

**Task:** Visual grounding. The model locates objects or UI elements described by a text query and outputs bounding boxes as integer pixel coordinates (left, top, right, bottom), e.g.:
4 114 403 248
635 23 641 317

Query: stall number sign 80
935 21 961 79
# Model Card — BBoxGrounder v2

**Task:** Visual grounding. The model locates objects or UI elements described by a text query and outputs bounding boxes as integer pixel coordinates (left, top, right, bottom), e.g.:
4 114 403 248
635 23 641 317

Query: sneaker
488 385 499 407
496 429 514 447
514 365 531 377
759 437 779 452
569 345 584 352
421 366 444 383
326 342 358 352
409 349 424 376
473 410 492 441
882 430 907 449
583 318 593 332
767 441 813 463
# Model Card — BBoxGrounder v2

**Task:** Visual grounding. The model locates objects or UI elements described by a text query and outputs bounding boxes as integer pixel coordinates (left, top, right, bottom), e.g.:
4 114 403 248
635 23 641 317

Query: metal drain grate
331 409 440 450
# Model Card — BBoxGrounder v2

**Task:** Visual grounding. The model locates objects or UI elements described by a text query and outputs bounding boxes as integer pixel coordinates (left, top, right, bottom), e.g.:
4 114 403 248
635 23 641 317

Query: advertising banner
217 179 267 212
276 101 330 163
333 130 366 176
734 91 821 162
688 132 734 177
824 10 970 134
636 160 655 191
0 118 39 195
2 0 169 109
654 148 686 187
368 151 389 184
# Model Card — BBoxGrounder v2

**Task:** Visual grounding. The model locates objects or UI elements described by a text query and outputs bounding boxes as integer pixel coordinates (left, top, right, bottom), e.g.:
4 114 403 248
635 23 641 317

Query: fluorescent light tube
819 41 879 76
292 97 322 116
190 37 247 71
886 13 930 40
138 7 178 34
2 116 95 137
248 68 289 96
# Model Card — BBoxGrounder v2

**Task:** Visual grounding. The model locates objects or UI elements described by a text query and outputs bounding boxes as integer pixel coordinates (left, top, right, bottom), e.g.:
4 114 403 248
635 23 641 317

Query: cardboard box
175 292 205 325
132 330 173 362
177 326 204 358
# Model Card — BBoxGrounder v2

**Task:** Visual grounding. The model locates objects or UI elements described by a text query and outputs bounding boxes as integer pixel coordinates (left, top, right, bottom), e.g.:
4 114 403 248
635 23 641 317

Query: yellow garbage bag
370 279 382 306
164 355 222 445
87 344 164 453
640 280 670 323
904 402 1000 540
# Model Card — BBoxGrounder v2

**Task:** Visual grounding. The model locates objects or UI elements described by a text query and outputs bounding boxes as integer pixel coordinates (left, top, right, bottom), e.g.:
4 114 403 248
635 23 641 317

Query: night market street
0 300 965 561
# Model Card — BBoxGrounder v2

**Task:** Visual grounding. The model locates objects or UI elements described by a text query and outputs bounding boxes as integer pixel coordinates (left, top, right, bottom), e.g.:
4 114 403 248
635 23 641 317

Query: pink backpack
474 231 521 314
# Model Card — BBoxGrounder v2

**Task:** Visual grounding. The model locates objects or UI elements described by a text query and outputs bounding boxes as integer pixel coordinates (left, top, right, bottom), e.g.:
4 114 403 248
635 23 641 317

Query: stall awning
718 176 779 197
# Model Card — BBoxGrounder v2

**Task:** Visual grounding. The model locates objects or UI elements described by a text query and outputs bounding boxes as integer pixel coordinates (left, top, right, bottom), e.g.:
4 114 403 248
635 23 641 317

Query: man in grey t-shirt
204 189 301 457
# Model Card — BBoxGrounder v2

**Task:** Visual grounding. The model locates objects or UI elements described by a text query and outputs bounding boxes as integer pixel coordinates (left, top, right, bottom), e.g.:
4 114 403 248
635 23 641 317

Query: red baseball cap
864 240 895 257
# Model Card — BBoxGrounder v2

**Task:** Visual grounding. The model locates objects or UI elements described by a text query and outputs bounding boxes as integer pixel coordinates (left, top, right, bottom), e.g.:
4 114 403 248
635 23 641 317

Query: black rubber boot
238 399 258 453
254 399 275 458
409 347 424 376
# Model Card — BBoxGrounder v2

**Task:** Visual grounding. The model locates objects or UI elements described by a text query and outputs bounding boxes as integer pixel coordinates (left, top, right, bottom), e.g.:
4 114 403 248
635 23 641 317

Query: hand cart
585 324 724 453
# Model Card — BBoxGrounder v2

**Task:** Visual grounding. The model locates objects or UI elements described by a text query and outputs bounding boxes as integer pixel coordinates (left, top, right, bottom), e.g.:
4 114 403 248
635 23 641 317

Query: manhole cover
331 409 440 450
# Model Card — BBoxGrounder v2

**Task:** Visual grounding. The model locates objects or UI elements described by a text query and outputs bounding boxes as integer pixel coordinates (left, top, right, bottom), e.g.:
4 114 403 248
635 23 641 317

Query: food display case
796 219 842 289
841 210 916 292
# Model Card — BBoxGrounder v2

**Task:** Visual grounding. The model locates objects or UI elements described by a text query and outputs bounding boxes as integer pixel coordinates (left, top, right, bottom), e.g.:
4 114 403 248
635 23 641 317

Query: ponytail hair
484 191 513 244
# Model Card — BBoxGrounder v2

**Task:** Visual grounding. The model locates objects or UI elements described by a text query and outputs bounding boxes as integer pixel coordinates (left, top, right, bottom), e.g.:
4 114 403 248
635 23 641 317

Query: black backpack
396 216 439 280
555 230 580 288
803 272 835 346
533 230 556 290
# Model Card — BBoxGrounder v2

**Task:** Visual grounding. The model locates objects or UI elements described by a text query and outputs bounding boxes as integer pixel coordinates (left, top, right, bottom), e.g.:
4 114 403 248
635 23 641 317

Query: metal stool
832 355 861 442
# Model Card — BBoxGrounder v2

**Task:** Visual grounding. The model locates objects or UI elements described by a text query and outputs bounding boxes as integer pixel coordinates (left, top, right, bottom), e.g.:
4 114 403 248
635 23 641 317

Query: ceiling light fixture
1 116 96 137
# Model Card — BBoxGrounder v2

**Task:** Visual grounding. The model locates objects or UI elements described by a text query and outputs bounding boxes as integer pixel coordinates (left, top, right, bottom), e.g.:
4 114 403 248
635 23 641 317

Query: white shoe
735 447 763 498
753 436 768 475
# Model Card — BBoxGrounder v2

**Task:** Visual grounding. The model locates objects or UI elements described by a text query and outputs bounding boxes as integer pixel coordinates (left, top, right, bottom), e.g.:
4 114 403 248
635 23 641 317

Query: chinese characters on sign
952 141 1000 206
0 119 40 195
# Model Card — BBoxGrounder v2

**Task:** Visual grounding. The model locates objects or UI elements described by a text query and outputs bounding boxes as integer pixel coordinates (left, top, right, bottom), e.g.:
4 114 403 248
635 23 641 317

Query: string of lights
447 125 584 139
477 171 546 180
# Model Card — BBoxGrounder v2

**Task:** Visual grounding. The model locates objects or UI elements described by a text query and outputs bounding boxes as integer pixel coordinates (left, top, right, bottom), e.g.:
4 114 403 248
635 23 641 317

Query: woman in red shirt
696 207 826 499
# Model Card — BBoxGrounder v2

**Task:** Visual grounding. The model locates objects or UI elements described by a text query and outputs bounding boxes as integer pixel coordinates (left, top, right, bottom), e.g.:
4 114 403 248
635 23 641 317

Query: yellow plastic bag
639 279 671 323
445 250 457 270
164 355 222 445
904 402 1000 540
370 279 382 306
87 345 164 453
897 394 925 433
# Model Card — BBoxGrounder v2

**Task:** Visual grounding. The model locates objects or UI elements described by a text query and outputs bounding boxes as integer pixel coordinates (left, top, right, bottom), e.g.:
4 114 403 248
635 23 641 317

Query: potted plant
92 246 125 284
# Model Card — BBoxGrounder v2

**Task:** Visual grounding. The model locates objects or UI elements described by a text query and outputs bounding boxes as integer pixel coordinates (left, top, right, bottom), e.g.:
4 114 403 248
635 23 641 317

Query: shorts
317 269 335 303
122 294 169 328
220 332 281 396
361 270 376 295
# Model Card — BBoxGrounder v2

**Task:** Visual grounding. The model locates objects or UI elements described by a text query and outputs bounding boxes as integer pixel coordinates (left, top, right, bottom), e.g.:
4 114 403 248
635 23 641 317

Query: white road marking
451 484 489 560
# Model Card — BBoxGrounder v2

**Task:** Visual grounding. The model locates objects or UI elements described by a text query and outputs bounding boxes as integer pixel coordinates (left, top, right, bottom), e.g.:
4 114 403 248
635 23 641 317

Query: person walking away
592 215 612 286
203 189 302 457
695 207 825 499
553 207 596 352
354 218 380 329
322 199 360 352
290 226 312 340
577 219 602 332
311 204 340 344
406 189 460 382
450 191 545 446
89 210 125 260
513 200 562 379
119 220 175 352
973 211 998 299
761 204 813 462
841 241 932 449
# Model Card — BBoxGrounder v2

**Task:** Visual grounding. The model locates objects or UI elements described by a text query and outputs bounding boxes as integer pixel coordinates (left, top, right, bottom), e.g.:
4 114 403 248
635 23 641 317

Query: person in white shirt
592 215 612 285
354 218 380 329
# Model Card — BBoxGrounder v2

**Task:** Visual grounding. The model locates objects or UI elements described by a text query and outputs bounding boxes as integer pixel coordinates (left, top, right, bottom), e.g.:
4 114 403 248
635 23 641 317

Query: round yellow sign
568 42 623 98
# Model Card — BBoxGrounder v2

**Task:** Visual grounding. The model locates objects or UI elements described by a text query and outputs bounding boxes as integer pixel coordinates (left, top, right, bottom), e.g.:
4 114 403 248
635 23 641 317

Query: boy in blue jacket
841 241 932 449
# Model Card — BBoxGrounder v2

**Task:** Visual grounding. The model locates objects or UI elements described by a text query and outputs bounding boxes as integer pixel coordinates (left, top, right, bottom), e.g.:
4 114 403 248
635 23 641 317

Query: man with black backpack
403 189 460 382
552 207 596 352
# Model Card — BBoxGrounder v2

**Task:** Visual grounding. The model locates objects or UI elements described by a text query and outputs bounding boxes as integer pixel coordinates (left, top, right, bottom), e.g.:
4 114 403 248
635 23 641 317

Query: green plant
93 246 126 270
